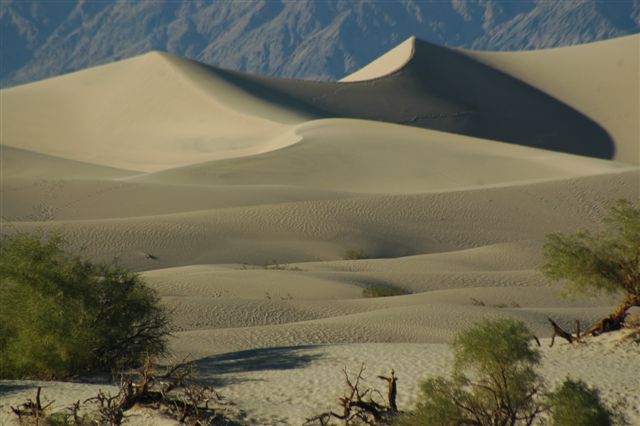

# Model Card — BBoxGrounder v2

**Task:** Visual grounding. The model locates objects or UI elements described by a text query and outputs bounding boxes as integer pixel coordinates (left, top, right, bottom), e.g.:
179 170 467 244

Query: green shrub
397 318 545 426
542 199 640 333
343 249 369 260
362 284 409 298
549 378 613 426
0 233 171 379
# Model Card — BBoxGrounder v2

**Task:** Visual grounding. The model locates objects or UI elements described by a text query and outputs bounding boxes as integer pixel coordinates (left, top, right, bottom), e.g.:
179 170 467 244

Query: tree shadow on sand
0 382 40 396
193 345 323 387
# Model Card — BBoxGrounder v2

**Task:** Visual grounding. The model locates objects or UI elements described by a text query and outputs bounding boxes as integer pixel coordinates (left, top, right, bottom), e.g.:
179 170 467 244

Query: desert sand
1 35 639 424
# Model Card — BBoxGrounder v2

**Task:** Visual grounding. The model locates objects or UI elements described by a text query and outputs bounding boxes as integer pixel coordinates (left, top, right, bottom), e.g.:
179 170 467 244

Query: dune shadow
193 345 323 387
207 39 615 160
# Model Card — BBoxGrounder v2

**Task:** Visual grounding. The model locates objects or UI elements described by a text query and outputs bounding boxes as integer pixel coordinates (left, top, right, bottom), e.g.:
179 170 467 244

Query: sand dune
134 118 629 192
0 145 135 180
210 37 634 160
339 36 415 82
2 36 639 425
3 35 637 175
0 52 305 172
339 34 639 163
5 170 638 270
466 34 640 164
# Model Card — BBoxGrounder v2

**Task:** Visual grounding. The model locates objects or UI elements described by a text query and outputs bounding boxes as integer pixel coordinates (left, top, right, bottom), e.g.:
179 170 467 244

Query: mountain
2 0 639 87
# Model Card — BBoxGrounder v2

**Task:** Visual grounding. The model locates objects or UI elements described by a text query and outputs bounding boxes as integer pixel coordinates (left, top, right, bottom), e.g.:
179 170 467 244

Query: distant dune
1 35 639 425
3 35 638 171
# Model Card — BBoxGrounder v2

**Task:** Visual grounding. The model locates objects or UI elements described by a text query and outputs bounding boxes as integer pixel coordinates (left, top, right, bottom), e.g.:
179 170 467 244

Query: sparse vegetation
263 260 303 271
11 358 238 425
306 364 398 425
396 319 546 426
542 199 640 335
343 249 369 260
0 233 172 379
362 284 409 298
470 297 486 306
470 297 520 308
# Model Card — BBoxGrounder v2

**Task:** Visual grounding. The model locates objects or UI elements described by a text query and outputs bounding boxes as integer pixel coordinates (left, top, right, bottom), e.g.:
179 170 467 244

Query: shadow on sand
194 345 323 387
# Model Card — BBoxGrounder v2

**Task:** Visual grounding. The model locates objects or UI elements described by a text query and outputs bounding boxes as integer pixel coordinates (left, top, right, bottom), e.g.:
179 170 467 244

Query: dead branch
83 357 231 425
548 317 574 347
10 387 54 423
305 364 399 425
376 370 397 413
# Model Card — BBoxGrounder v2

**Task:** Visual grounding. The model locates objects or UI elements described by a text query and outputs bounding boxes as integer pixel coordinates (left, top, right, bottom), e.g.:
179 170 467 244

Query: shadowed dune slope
465 34 640 164
206 38 620 160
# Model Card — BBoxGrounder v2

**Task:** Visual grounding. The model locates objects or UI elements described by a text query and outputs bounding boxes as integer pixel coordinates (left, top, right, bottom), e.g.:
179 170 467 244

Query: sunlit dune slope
134 118 629 193
6 170 638 270
0 52 308 172
0 145 135 180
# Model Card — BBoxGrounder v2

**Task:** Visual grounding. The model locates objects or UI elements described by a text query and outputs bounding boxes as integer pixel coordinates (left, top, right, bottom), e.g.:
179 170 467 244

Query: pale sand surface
2 37 640 425
0 52 305 172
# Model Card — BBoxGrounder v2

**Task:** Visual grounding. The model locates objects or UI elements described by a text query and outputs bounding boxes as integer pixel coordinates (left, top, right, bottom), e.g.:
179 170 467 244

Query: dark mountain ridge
2 0 639 87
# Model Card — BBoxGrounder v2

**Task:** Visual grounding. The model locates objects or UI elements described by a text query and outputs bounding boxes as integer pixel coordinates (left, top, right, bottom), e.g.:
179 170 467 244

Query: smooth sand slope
1 36 639 424
133 118 630 192
0 52 307 172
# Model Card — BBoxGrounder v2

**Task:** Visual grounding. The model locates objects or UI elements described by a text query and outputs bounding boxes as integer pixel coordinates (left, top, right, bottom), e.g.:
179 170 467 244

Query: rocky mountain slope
2 0 639 87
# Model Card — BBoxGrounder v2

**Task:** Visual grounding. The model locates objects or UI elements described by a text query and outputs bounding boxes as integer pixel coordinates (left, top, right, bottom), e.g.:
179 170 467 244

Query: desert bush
362 284 409 298
396 318 545 426
0 233 171 379
542 199 640 334
549 378 613 426
264 260 303 271
344 249 369 260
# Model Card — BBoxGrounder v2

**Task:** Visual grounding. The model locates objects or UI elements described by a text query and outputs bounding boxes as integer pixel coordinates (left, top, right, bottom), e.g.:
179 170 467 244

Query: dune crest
340 36 416 82
464 34 640 164
0 52 303 172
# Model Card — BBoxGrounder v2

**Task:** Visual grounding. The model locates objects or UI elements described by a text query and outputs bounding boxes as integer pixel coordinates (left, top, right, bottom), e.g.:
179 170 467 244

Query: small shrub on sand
344 249 369 260
542 199 640 335
397 319 545 425
264 260 303 271
362 284 409 298
0 233 171 379
549 378 614 426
